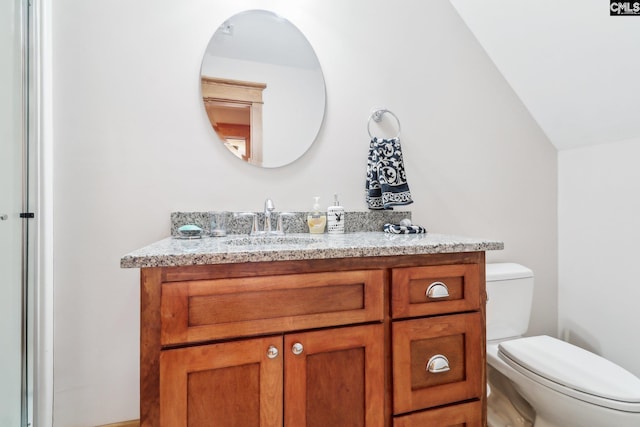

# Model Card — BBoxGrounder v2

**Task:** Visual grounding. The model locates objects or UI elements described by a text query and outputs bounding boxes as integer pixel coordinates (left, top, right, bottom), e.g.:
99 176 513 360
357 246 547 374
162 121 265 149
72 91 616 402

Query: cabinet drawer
391 264 481 318
393 400 482 427
392 312 483 414
161 270 384 345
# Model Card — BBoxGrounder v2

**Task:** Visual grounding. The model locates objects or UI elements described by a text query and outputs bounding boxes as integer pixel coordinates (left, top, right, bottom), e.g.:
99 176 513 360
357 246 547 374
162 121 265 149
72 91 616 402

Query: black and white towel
383 223 427 234
365 137 414 210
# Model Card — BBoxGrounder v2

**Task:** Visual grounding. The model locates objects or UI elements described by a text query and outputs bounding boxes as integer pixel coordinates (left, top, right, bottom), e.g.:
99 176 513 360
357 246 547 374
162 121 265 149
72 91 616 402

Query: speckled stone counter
121 232 504 268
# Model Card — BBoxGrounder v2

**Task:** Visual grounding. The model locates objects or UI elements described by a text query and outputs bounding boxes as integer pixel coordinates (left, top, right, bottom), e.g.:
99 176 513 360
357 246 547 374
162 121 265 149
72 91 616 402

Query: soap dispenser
307 196 326 234
327 193 345 234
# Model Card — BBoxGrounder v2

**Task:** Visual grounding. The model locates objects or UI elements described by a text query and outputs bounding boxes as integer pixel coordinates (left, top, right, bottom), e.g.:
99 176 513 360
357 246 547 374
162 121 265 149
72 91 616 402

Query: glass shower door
1 0 28 425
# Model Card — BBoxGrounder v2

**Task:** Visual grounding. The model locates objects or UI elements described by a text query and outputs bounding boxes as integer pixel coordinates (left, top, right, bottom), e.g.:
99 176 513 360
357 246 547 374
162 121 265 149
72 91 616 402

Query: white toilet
486 263 640 427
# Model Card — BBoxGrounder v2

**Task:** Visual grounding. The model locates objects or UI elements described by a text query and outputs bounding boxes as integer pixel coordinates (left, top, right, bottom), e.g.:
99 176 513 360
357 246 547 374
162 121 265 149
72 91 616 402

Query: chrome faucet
236 199 294 235
263 198 275 233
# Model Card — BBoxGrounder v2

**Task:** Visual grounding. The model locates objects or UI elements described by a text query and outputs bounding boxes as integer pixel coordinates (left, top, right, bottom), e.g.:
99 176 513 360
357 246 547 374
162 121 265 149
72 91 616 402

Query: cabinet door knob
266 345 279 359
425 281 450 299
426 355 450 374
291 342 304 355
0 214 8 221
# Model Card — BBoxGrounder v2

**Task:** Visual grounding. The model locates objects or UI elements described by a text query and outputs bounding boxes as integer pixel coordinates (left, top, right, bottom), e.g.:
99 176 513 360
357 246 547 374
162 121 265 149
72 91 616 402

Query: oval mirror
200 10 326 168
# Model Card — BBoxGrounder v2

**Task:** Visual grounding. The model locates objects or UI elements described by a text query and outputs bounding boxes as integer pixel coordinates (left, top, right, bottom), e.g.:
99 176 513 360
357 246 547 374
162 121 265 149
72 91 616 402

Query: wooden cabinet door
284 324 385 427
159 336 283 427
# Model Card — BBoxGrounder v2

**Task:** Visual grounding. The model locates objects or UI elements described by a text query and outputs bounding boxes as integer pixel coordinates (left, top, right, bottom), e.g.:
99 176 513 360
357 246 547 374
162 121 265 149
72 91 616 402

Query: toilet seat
498 335 640 413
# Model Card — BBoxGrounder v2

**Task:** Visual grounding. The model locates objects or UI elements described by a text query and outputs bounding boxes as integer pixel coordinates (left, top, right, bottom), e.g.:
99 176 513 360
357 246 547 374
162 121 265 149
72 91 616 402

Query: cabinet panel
391 264 481 318
160 336 283 427
393 401 482 427
161 270 384 345
141 255 487 426
284 324 385 427
392 313 483 414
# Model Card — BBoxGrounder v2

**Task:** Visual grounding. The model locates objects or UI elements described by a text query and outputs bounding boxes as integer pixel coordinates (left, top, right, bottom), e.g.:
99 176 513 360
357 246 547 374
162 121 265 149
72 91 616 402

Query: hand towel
383 223 427 234
365 137 413 210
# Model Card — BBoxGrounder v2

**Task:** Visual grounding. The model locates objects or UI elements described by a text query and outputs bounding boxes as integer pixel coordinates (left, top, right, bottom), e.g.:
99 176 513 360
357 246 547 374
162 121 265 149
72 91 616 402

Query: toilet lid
498 335 640 412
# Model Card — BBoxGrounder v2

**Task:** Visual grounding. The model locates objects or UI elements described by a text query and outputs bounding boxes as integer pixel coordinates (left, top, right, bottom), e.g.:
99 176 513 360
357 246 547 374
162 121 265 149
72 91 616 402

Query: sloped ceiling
450 0 640 150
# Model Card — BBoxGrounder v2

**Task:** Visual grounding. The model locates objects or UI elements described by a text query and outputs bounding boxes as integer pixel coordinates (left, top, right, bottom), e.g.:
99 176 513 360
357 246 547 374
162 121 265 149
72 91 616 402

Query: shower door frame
5 0 54 425
2 0 33 425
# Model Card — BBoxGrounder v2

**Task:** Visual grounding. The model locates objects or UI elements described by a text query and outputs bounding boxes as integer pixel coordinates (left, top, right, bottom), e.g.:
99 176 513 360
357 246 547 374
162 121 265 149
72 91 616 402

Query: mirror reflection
201 10 326 168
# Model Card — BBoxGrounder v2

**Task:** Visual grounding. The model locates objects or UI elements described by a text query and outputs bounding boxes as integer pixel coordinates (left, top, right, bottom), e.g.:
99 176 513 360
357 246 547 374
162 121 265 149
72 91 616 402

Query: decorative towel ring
367 108 401 140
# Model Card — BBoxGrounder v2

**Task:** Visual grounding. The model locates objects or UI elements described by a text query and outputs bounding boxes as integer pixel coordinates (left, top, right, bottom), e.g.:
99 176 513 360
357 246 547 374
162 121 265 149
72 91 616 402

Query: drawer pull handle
426 355 450 374
266 345 279 359
292 342 304 355
426 282 450 299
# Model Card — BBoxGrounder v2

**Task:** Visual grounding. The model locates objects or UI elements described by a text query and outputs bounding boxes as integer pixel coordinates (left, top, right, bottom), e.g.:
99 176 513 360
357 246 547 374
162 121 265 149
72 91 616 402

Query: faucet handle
276 212 296 235
234 212 259 235
264 198 275 211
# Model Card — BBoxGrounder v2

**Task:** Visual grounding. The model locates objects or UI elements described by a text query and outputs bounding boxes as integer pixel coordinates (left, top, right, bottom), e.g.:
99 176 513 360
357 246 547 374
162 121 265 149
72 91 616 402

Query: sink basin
223 235 322 246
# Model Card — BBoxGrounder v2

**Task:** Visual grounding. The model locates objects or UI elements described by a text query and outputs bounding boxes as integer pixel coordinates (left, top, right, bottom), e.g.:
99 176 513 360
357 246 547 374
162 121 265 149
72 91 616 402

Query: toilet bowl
486 263 640 427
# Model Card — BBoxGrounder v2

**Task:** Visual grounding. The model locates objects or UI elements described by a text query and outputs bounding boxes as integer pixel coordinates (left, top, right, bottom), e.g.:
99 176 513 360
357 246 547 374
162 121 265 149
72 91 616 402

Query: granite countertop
120 232 504 268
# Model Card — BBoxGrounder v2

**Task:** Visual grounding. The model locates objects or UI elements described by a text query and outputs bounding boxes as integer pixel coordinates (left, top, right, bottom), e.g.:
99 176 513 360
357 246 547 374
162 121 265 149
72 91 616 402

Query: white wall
449 0 640 151
51 0 557 425
558 137 640 377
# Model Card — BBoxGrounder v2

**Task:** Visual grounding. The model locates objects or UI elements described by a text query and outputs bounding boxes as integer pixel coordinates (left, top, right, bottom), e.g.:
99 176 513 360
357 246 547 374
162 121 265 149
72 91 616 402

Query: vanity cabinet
139 252 487 427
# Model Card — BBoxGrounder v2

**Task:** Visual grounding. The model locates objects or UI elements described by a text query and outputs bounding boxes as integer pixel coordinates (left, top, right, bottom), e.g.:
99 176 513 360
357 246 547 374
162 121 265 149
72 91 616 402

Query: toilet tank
486 263 534 341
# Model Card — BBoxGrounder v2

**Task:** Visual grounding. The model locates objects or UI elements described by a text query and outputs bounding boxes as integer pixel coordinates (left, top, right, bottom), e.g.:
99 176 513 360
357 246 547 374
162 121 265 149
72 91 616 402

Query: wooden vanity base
139 252 487 427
